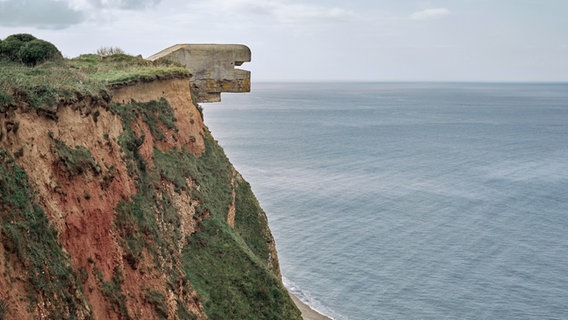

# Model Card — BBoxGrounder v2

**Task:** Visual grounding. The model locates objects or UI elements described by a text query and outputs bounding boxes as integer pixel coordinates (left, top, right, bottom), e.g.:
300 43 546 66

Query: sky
0 0 567 82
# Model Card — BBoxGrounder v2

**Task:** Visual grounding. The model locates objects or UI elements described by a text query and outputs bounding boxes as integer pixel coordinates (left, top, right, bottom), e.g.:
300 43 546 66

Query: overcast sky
1 0 567 82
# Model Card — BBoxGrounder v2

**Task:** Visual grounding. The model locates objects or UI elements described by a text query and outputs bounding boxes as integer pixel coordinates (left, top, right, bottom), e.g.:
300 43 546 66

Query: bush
0 34 61 66
18 39 62 66
97 46 125 57
0 39 25 61
4 33 37 42
0 92 13 108
0 33 37 61
53 139 101 177
145 290 168 318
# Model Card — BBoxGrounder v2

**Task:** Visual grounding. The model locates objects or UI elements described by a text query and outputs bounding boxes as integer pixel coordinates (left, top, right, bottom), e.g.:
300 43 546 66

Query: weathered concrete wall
148 44 251 103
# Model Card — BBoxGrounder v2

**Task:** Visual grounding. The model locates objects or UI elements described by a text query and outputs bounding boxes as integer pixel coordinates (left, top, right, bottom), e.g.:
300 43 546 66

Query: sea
202 82 568 320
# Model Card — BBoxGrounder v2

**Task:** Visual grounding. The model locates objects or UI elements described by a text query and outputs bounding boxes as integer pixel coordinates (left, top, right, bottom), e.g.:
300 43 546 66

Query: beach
290 293 331 320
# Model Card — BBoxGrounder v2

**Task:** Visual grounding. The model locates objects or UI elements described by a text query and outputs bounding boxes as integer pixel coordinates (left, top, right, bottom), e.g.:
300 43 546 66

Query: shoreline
289 292 332 320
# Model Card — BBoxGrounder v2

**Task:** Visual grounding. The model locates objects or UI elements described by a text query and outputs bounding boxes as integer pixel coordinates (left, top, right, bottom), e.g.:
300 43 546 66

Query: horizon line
249 80 568 84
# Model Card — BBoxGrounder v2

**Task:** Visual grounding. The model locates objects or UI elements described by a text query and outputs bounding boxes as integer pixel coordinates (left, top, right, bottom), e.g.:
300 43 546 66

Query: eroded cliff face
0 77 299 319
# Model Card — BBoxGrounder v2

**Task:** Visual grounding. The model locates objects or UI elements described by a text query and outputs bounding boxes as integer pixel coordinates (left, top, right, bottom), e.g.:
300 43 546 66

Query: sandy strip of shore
289 292 331 320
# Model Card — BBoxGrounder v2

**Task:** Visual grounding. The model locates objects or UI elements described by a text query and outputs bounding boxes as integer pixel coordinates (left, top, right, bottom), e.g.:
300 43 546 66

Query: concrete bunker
148 44 251 103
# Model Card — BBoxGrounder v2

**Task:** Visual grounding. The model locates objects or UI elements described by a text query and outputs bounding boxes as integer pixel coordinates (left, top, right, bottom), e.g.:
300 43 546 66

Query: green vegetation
19 39 62 66
0 33 188 113
110 98 300 319
115 194 160 268
0 149 90 318
96 46 125 57
111 98 178 142
145 290 168 318
101 267 129 319
0 92 13 108
69 54 189 85
111 100 161 264
234 179 274 267
0 299 6 320
176 301 198 320
0 59 108 111
182 217 301 320
153 137 233 215
0 33 62 67
52 138 101 177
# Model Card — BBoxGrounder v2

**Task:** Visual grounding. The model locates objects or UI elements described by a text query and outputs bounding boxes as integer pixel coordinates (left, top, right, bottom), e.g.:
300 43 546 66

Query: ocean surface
202 82 568 320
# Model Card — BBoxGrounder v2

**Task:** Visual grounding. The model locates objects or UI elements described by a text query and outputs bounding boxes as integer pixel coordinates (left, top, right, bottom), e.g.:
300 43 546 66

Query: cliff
0 42 301 319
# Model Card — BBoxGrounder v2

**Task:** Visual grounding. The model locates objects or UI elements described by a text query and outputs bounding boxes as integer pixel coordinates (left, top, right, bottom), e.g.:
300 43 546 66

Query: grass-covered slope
112 99 300 319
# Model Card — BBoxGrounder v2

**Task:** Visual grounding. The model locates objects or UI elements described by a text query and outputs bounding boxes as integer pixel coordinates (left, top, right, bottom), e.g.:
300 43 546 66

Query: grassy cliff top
0 52 189 110
68 53 189 85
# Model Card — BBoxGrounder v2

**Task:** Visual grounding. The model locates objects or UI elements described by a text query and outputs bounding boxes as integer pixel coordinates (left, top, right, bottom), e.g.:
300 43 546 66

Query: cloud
410 8 451 20
192 0 355 23
0 0 85 29
82 0 161 10
0 0 162 29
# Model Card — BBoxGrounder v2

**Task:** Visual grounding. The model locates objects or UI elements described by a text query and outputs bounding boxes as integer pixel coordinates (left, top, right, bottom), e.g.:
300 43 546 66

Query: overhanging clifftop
147 44 251 103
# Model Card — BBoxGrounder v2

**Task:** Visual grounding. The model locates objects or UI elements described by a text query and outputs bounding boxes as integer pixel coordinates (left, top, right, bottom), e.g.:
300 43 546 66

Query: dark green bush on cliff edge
0 33 62 66
19 39 62 66
0 34 37 61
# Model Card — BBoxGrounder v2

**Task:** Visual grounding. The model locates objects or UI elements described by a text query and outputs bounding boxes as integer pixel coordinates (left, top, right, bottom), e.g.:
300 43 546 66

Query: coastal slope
0 47 301 319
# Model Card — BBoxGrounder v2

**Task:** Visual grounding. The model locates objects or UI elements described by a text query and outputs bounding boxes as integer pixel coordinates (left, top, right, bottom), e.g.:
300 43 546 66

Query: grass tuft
52 138 101 177
145 290 168 318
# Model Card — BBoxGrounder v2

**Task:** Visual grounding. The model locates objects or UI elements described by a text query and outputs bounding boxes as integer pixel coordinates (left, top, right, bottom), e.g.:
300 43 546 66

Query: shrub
177 302 198 320
101 267 129 318
53 139 101 177
0 33 36 61
0 38 25 61
0 92 13 108
4 33 37 42
0 34 61 66
97 46 125 57
18 39 62 66
145 290 168 318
